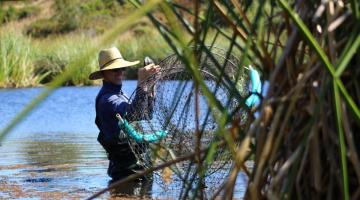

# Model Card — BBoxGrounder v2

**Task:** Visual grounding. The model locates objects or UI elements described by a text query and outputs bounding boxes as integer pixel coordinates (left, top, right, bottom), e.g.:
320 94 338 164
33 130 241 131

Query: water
0 81 248 199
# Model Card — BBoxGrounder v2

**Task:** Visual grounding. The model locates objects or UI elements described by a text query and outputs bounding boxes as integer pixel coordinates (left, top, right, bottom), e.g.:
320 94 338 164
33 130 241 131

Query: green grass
27 0 125 37
34 34 99 86
0 21 175 87
0 0 234 87
0 30 99 87
0 4 39 24
0 16 238 87
0 30 39 88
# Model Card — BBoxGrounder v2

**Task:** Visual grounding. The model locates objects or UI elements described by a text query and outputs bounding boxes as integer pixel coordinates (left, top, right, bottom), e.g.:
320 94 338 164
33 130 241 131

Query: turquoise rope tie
116 114 168 143
245 65 262 108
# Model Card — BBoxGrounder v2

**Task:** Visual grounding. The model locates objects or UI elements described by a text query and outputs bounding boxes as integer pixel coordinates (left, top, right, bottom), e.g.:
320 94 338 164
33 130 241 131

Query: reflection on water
109 177 153 198
22 139 81 166
0 82 248 199
0 133 109 199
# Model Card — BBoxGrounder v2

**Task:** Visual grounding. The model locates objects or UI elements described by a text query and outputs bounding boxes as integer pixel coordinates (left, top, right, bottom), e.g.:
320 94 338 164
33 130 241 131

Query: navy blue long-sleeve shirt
95 81 153 148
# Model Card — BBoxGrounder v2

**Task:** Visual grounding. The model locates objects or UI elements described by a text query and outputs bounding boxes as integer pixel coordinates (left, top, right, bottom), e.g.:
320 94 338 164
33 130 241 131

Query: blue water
0 81 248 199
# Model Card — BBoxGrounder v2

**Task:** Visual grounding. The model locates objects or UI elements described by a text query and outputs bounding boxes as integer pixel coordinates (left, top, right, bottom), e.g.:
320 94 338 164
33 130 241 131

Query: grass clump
0 4 40 24
0 30 40 88
0 21 172 87
34 34 98 86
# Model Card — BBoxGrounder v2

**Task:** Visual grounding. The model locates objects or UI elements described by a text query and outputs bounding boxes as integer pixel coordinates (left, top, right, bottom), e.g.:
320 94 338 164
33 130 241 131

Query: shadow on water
108 176 153 198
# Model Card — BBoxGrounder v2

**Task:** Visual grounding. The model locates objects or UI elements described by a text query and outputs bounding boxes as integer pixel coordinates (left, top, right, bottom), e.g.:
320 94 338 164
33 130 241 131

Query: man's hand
137 64 160 92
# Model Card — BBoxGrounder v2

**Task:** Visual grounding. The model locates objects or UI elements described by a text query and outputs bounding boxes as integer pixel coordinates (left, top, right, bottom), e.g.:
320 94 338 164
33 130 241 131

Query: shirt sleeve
125 87 154 122
96 94 127 145
99 88 154 123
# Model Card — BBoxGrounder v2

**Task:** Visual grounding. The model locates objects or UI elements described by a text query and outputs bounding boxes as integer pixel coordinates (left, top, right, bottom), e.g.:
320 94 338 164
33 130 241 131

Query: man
89 47 160 180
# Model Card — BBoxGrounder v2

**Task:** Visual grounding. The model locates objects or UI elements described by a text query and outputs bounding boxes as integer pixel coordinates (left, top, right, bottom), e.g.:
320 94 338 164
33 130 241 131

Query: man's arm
125 63 160 122
125 86 153 122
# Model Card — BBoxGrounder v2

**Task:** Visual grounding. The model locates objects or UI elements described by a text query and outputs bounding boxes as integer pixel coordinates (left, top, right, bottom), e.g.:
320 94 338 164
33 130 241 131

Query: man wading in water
89 47 160 180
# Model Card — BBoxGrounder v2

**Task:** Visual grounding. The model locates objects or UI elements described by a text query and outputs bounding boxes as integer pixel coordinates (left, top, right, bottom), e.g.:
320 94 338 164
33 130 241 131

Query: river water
0 81 248 199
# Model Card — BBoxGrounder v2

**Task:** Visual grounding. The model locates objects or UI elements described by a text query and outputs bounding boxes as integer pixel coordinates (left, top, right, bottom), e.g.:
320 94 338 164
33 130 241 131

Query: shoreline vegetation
0 27 173 88
0 0 233 88
0 0 172 88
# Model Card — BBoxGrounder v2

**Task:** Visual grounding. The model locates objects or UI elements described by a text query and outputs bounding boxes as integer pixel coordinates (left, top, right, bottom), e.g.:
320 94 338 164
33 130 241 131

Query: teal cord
116 114 168 143
245 66 262 108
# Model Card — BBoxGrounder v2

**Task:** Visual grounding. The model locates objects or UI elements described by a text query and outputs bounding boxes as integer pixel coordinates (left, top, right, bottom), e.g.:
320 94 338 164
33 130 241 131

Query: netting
122 48 254 197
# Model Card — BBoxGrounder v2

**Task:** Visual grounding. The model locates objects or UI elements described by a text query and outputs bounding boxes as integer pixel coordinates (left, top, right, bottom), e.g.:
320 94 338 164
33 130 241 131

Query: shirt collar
102 80 122 93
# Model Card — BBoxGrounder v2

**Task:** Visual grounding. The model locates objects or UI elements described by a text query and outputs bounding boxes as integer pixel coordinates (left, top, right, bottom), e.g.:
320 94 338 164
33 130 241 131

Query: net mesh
123 48 251 197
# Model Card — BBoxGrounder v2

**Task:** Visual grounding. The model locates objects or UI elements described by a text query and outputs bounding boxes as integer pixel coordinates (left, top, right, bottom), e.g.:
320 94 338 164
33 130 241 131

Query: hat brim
89 59 140 80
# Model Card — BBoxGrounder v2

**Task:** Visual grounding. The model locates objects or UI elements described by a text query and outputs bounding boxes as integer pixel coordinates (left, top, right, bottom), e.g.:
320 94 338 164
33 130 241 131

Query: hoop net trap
121 48 257 197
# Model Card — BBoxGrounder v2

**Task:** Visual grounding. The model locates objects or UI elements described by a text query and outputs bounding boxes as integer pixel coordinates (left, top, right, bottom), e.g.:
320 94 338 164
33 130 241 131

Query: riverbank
0 27 236 88
0 25 172 88
0 0 171 88
0 0 236 88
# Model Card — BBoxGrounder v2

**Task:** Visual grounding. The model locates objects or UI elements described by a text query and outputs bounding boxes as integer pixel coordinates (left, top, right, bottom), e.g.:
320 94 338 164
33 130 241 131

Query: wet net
123 47 253 197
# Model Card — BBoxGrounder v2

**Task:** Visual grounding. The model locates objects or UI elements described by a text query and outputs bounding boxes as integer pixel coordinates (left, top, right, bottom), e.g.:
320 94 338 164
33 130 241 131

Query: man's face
102 68 124 85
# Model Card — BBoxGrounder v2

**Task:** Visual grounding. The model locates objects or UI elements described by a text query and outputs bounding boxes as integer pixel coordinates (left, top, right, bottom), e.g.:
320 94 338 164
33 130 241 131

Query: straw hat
89 47 140 80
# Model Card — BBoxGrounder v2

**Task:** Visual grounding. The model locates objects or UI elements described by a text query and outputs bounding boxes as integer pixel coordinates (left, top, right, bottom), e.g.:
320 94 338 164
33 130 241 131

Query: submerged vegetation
1 0 360 199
